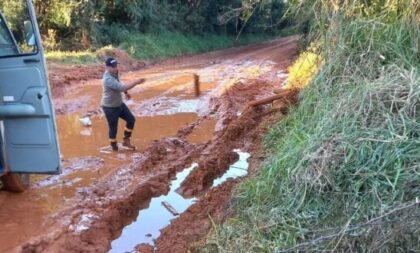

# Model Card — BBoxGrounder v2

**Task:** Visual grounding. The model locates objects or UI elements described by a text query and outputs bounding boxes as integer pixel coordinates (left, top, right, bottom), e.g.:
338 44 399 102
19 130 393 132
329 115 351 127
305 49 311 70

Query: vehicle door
0 0 60 174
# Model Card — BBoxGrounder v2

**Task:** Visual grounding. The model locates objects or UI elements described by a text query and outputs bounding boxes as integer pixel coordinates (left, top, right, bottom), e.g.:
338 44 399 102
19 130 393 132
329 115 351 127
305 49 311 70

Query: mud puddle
0 36 300 253
50 62 219 198
50 112 215 192
57 113 210 157
213 150 250 187
109 163 199 252
110 150 249 253
0 113 215 253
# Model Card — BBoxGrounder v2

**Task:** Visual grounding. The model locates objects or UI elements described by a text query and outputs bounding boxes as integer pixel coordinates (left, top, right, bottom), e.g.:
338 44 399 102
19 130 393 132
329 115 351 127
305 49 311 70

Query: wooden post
194 74 200 97
246 89 299 108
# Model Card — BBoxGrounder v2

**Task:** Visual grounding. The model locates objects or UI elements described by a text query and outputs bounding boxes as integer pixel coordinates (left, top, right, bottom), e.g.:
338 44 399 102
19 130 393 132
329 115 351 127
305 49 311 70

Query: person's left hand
125 92 132 100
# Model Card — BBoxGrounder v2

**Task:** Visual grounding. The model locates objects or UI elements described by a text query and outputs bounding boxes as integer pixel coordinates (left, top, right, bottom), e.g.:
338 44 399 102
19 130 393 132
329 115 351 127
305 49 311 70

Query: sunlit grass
284 50 322 90
45 50 98 65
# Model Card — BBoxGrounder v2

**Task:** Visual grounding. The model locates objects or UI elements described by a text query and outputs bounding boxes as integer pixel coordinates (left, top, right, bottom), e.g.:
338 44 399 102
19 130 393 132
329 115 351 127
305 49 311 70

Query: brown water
58 113 203 157
52 112 215 196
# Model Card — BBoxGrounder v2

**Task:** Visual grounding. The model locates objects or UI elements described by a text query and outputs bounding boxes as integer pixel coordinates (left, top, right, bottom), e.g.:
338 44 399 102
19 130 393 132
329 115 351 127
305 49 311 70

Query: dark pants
102 103 135 141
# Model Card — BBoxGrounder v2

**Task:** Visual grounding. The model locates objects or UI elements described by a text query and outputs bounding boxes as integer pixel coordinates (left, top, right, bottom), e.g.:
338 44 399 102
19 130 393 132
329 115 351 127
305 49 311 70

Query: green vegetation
203 1 420 252
45 51 97 65
3 0 291 51
118 31 275 60
2 0 295 64
44 31 276 64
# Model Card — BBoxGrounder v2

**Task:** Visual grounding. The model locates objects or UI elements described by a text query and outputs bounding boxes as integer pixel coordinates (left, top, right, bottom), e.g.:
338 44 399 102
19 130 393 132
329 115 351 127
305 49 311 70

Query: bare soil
0 36 299 253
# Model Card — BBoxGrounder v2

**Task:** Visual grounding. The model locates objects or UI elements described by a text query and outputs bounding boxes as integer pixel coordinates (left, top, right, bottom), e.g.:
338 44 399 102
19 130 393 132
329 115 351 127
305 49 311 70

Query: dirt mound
211 79 275 112
96 47 146 71
178 97 298 198
151 84 299 253
177 81 299 198
204 79 278 131
48 64 103 97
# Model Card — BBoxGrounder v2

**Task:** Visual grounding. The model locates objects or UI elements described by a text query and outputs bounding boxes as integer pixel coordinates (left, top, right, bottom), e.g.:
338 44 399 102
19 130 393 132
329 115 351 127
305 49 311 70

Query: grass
201 3 420 253
45 30 280 64
119 30 276 60
283 47 322 90
45 50 98 65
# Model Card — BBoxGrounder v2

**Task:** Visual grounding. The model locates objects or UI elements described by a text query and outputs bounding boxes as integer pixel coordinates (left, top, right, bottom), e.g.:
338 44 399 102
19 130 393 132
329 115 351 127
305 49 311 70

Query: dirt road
0 36 299 253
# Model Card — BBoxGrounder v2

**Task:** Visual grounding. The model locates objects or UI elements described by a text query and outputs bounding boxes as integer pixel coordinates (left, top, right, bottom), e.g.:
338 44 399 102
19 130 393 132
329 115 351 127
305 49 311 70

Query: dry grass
284 49 322 90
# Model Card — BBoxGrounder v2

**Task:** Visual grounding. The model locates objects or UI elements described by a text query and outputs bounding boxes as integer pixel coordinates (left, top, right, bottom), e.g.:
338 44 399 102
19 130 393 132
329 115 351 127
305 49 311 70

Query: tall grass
202 1 419 252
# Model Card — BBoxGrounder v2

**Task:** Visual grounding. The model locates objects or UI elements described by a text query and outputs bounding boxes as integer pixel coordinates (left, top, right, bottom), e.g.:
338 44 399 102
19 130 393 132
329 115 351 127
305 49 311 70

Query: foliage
203 0 420 252
118 30 274 60
1 0 290 51
44 31 274 64
0 1 29 44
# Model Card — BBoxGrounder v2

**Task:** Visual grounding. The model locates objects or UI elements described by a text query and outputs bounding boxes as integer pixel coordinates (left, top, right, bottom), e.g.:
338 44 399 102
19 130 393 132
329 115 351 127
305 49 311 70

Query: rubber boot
110 141 118 151
122 138 136 150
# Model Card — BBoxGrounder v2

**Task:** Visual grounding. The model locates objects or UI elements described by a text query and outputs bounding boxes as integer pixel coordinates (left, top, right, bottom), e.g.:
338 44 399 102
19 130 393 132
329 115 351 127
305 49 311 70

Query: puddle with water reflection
109 163 199 252
213 150 250 187
109 150 250 252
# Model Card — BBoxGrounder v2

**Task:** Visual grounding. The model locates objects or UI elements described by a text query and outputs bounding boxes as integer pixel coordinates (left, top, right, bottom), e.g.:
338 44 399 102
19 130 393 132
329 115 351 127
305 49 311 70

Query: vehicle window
0 0 37 57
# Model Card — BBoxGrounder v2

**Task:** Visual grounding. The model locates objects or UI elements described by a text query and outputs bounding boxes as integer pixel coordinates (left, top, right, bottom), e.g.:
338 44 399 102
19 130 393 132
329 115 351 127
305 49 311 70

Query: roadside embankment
202 2 419 252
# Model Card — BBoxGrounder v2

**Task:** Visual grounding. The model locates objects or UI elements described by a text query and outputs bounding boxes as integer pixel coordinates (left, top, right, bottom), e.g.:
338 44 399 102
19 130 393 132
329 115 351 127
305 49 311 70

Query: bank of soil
0 36 299 253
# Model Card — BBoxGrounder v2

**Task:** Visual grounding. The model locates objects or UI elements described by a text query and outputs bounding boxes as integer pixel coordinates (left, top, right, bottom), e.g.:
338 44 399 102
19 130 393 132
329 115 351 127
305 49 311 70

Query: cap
105 57 118 67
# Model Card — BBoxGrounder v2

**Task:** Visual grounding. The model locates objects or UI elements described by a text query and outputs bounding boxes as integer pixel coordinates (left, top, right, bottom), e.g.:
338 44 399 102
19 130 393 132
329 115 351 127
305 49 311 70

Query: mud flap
0 173 30 193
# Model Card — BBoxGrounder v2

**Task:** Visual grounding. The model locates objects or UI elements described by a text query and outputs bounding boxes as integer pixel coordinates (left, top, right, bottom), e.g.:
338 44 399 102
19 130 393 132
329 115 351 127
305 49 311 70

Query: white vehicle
0 0 60 192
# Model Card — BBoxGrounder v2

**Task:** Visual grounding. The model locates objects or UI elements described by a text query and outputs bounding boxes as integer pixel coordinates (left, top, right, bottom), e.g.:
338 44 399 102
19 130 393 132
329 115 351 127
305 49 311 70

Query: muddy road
0 36 299 253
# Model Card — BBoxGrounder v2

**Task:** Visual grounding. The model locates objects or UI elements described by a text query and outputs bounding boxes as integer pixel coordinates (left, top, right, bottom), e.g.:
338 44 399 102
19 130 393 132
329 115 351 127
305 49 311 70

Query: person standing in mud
102 57 146 151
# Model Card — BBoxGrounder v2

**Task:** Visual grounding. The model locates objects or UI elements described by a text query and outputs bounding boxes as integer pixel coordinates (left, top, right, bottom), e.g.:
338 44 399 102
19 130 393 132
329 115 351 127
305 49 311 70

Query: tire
0 173 30 193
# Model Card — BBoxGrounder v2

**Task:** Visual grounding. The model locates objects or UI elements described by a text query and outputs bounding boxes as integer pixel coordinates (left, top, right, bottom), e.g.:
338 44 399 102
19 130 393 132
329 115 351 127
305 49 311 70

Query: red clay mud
21 138 200 253
151 85 299 253
0 36 300 253
21 80 297 253
178 85 298 198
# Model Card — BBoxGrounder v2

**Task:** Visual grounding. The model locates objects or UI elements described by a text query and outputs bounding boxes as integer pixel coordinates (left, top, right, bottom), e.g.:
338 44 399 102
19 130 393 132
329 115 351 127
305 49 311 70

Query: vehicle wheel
0 173 30 193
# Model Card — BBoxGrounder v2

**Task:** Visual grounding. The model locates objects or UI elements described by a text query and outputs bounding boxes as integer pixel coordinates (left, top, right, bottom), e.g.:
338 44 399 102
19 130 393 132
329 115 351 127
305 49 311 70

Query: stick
162 201 180 216
194 74 200 97
248 90 297 107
